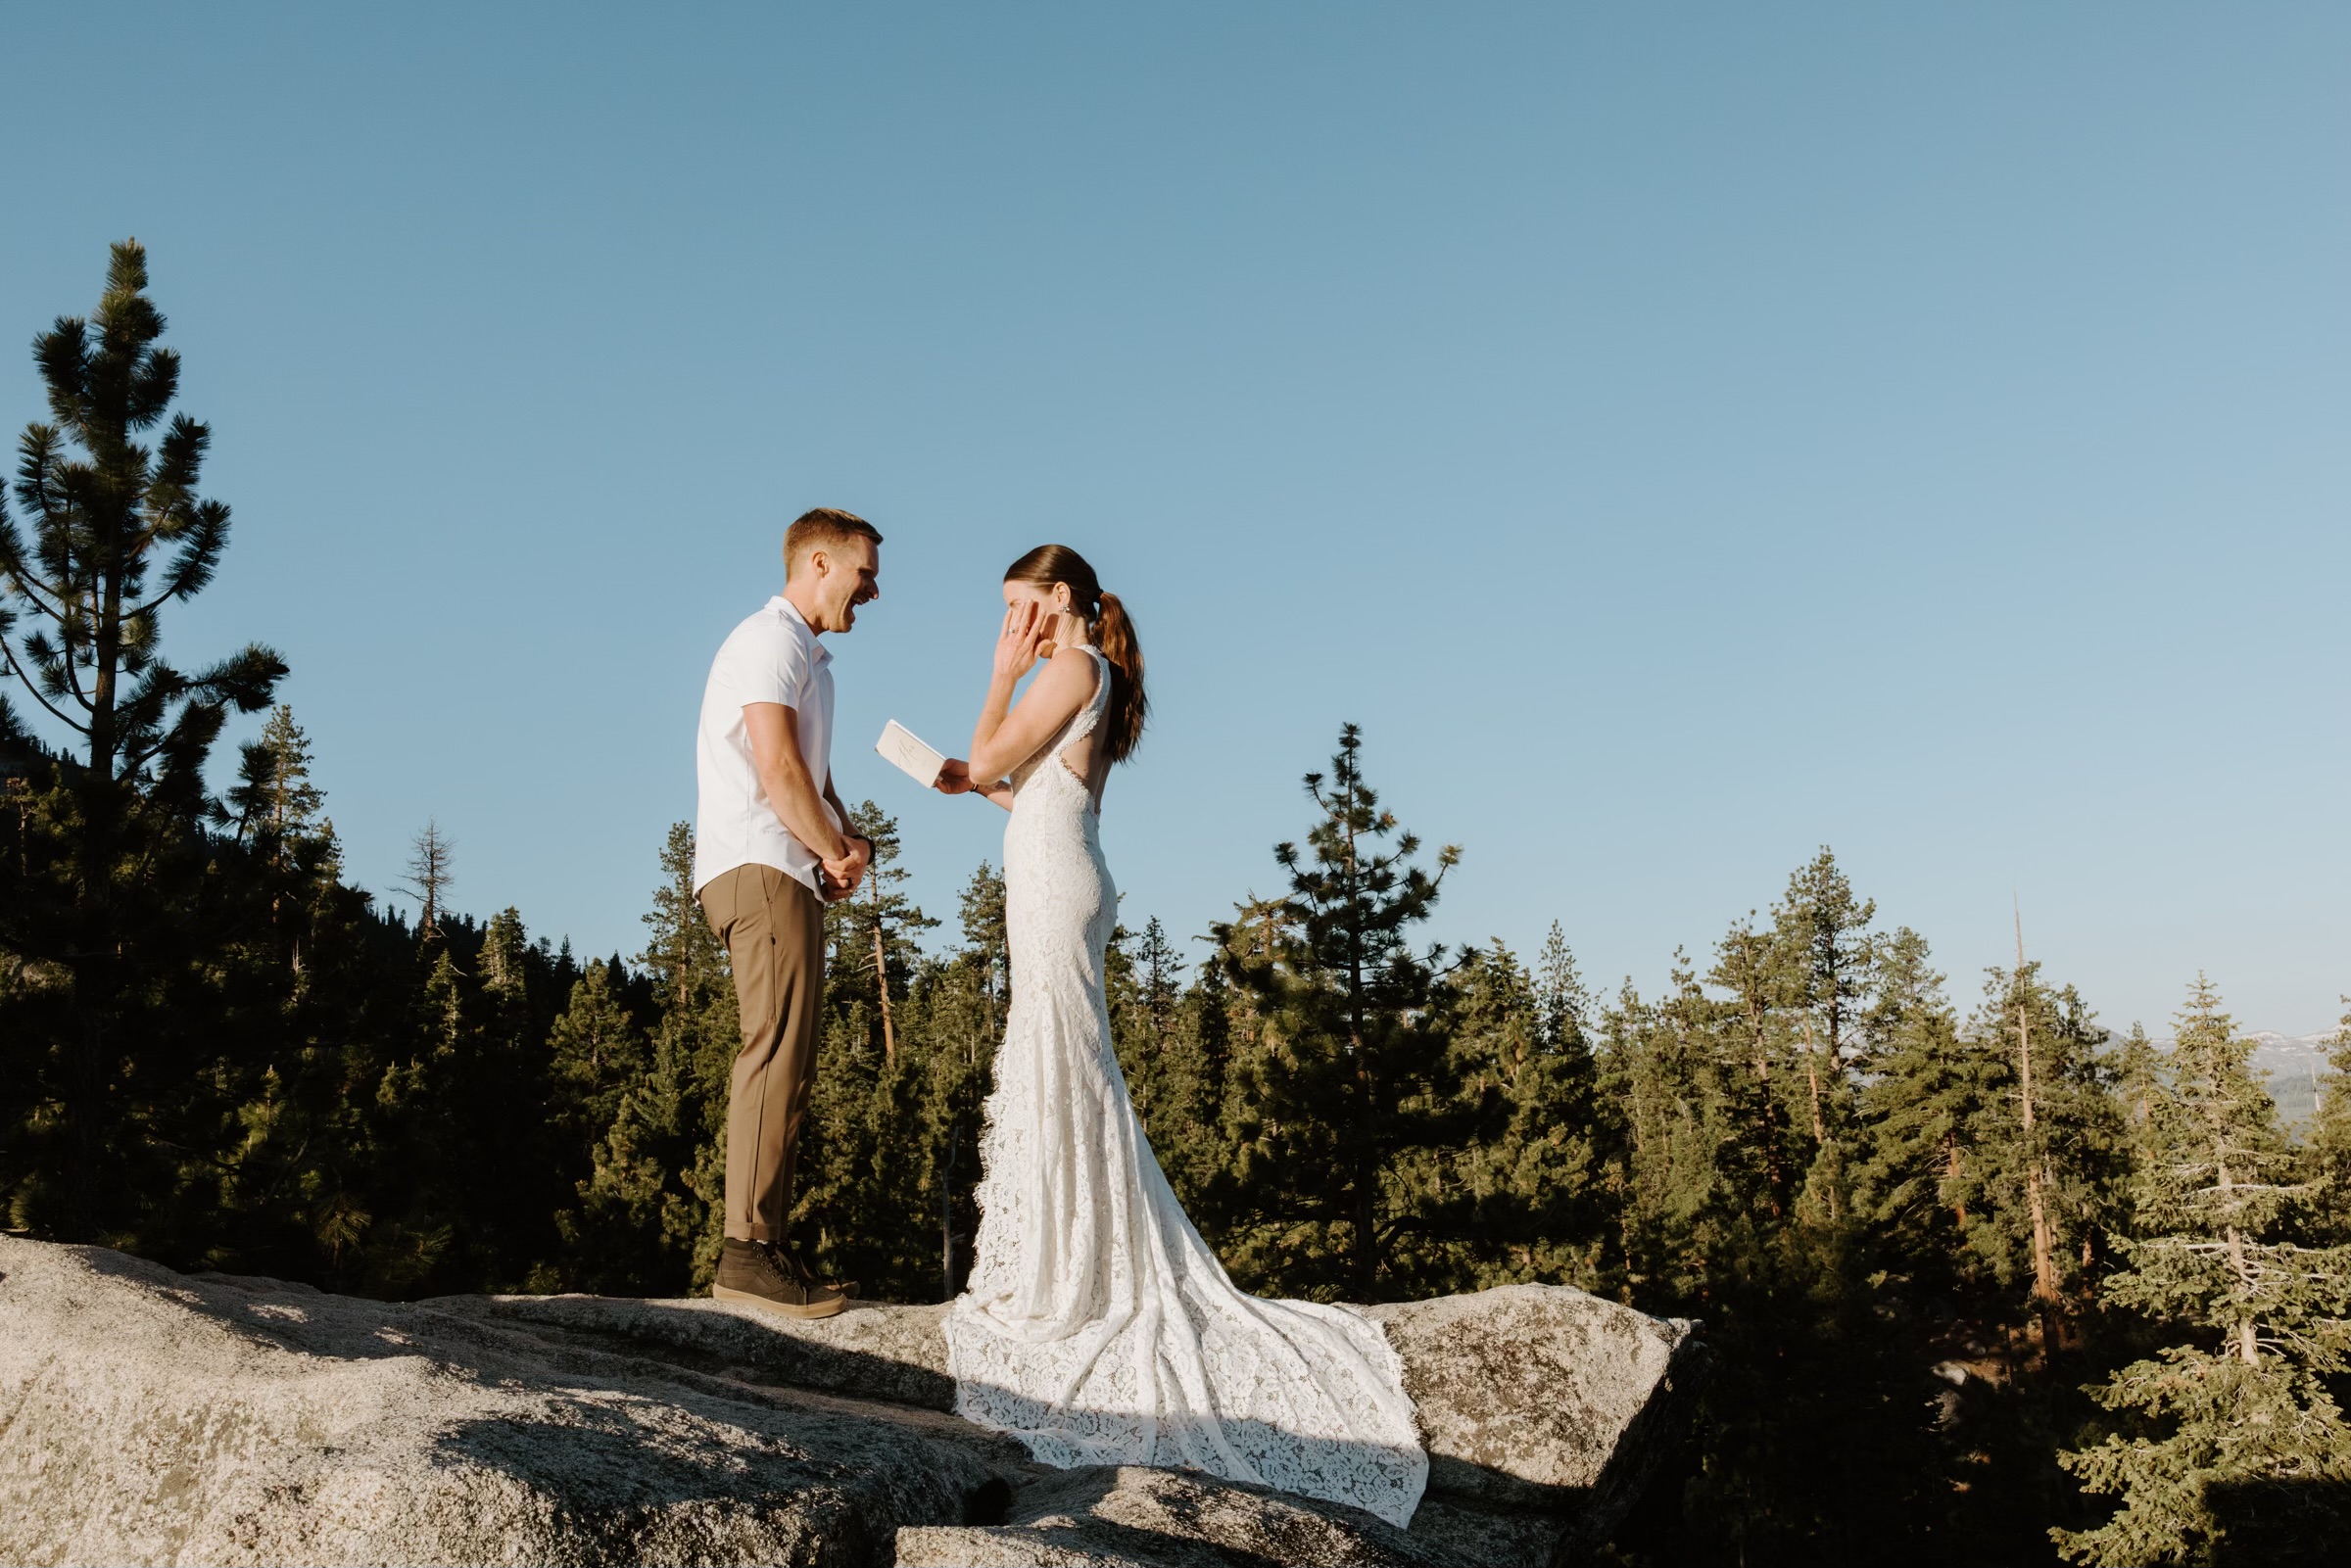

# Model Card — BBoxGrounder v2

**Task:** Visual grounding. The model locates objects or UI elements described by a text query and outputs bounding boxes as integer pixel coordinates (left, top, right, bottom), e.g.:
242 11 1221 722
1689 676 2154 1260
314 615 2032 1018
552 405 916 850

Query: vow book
875 720 945 788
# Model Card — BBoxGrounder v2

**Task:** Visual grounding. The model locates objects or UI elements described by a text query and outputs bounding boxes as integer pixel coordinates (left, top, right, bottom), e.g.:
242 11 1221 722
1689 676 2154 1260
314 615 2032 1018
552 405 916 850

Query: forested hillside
7 245 2348 1566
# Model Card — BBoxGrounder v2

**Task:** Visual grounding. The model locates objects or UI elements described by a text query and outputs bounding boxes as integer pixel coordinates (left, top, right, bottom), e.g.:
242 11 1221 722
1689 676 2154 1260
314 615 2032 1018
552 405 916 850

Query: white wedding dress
943 643 1427 1529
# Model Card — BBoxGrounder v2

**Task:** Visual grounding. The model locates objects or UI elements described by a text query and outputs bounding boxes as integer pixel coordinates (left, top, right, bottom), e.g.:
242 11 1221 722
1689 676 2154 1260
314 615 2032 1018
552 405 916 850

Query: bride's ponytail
1090 590 1147 763
1003 544 1149 763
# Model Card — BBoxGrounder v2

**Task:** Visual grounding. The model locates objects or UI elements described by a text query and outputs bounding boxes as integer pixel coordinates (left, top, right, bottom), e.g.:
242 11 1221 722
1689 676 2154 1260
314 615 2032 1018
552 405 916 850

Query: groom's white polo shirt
694 594 839 898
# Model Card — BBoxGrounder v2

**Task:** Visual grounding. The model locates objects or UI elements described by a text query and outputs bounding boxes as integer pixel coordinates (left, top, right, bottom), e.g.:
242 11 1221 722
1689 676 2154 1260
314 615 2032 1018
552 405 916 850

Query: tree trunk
873 922 896 1069
940 1118 961 1304
1345 809 1377 1301
61 565 127 1243
2219 1152 2259 1365
1801 1018 1827 1144
2023 1161 2058 1340
1945 1134 1967 1228
1749 1006 1786 1217
2016 971 2060 1346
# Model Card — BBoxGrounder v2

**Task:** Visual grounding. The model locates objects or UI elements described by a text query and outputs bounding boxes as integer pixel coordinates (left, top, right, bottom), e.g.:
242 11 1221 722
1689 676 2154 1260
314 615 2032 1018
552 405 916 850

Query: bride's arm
966 601 1039 770
941 603 1093 808
936 762 1016 812
972 655 1092 780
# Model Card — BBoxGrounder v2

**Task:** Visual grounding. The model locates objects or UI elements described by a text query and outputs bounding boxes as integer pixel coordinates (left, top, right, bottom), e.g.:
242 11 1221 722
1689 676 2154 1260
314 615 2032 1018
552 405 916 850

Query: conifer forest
6 247 2348 1566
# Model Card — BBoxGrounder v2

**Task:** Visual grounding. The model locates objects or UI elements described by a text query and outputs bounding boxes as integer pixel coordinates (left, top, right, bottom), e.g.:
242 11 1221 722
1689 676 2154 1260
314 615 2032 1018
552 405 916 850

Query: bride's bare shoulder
1039 644 1102 679
1020 645 1096 704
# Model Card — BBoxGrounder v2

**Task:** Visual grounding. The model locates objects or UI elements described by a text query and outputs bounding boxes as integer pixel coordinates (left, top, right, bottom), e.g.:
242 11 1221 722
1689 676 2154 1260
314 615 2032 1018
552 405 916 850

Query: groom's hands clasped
819 834 872 901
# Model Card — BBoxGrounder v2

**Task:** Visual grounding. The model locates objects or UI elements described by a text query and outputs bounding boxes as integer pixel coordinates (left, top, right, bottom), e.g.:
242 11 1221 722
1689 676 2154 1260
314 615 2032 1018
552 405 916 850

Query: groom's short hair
784 507 884 578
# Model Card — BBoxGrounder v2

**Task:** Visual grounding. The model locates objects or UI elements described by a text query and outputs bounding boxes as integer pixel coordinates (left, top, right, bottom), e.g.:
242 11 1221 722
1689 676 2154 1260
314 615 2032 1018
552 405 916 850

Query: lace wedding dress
943 643 1428 1529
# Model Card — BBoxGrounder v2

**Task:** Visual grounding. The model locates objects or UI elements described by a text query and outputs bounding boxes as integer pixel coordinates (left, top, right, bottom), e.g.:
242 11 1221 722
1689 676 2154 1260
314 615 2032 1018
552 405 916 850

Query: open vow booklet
875 720 945 788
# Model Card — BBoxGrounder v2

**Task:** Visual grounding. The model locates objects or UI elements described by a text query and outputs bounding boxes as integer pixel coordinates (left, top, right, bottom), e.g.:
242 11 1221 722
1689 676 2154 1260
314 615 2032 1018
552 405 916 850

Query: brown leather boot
714 1239 848 1319
780 1242 859 1303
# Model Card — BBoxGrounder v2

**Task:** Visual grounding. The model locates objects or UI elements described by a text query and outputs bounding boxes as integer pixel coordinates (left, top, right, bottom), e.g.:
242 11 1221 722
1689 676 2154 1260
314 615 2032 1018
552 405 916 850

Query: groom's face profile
795 537 881 635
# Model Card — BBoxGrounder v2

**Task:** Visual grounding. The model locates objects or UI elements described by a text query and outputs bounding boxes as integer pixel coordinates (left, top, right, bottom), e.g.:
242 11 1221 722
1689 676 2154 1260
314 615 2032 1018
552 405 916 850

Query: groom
694 506 882 1318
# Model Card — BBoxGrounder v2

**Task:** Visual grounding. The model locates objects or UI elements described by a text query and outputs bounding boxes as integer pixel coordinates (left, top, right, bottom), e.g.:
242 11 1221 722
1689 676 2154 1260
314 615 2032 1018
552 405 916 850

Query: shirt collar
769 594 833 666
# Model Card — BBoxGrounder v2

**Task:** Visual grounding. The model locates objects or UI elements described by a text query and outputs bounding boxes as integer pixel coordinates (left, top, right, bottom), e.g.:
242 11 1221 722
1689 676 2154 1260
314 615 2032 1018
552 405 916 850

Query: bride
932 545 1427 1529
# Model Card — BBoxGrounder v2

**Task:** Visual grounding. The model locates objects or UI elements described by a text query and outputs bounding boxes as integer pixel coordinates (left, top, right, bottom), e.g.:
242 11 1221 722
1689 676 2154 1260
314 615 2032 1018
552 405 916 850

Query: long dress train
942 644 1427 1529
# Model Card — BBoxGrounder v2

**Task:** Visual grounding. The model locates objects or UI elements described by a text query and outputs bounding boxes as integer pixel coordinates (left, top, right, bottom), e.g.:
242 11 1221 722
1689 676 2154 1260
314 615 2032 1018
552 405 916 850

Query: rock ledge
0 1237 1701 1567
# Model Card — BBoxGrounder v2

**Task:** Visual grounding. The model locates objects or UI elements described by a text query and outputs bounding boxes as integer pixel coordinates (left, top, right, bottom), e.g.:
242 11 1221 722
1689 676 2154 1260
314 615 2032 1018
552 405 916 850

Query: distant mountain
2244 1031 2339 1131
2108 1030 2340 1132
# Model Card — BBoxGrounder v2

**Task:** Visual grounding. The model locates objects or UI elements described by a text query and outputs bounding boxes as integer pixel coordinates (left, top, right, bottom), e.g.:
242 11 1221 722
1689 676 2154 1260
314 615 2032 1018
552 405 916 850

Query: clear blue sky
4 5 2345 1036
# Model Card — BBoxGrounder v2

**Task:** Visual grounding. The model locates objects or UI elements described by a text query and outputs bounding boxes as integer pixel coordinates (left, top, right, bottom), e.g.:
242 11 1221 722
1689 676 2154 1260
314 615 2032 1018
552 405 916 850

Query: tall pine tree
0 239 286 1243
1210 724 1457 1301
2056 978 2351 1564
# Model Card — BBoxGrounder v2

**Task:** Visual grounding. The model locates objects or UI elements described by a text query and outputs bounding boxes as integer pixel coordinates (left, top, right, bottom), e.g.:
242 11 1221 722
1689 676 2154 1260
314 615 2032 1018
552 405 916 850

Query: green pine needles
1207 722 1463 1301
2054 981 2351 1565
0 239 285 793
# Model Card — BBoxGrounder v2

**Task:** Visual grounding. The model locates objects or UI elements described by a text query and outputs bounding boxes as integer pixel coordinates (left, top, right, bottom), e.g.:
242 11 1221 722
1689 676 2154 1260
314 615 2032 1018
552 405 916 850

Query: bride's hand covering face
948 546 1145 812
1003 580 1089 661
993 600 1050 684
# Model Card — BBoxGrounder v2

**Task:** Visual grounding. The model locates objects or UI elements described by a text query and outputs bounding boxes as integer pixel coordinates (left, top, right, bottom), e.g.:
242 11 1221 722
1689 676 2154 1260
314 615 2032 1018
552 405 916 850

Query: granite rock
0 1237 1702 1567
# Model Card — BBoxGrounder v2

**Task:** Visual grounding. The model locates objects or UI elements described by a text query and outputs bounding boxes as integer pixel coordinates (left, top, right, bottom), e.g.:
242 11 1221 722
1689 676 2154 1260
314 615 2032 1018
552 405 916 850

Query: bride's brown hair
1004 545 1147 763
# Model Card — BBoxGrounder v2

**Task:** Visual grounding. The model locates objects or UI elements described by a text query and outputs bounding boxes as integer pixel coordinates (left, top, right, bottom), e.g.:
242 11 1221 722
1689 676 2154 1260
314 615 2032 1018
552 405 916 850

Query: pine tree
554 824 739 1293
216 703 341 974
2307 1000 2351 1247
1117 930 1246 1242
1597 949 1734 1297
2055 978 2351 1564
1706 915 1802 1220
1856 928 1984 1252
2113 1022 2169 1171
1135 917 1185 1035
1408 937 1605 1291
228 704 327 849
792 803 940 1296
1601 868 1956 1566
1534 921 1593 1056
401 820 455 939
2012 918 2065 1342
0 240 286 797
1210 724 1458 1301
827 801 936 1067
478 907 529 1002
958 859 1009 1033
1110 917 1192 1127
922 861 1013 1299
1955 953 2125 1348
0 240 287 1241
545 959 651 1158
462 906 560 1280
361 943 473 1293
1772 851 1877 1217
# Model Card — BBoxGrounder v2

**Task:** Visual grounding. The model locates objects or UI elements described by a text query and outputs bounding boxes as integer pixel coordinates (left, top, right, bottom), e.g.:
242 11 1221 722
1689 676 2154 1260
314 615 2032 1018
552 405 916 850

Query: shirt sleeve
723 622 807 710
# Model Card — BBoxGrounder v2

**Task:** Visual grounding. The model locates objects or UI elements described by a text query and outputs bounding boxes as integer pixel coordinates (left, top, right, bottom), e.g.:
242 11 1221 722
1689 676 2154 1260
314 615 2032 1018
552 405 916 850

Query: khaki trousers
699 864 826 1244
